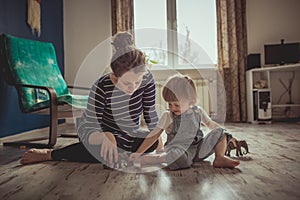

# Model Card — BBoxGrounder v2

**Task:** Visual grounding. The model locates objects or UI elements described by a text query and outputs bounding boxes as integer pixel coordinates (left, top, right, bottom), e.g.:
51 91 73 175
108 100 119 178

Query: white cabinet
246 63 300 123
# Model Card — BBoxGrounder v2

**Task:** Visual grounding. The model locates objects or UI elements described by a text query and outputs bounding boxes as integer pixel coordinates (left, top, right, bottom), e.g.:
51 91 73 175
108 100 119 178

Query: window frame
134 0 217 70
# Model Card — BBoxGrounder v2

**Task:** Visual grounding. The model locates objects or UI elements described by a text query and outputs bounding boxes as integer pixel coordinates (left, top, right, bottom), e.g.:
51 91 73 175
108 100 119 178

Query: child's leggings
166 128 232 170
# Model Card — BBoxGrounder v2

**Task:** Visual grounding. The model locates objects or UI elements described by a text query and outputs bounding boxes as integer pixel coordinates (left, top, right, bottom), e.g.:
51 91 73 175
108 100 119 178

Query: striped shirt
76 71 158 148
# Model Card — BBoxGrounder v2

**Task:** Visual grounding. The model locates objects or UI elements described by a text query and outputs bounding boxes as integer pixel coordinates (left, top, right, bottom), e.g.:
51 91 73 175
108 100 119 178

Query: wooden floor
0 122 300 200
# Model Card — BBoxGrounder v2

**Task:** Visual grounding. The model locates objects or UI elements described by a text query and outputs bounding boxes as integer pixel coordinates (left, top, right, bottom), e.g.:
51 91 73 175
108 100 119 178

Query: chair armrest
67 85 91 91
15 83 56 92
15 83 58 106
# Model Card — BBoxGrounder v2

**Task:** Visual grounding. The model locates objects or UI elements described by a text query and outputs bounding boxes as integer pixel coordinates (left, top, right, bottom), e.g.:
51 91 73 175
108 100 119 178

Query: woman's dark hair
110 32 147 77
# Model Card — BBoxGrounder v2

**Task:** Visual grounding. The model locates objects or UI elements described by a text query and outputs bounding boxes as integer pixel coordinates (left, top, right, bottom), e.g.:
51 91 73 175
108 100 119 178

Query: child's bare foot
213 156 240 168
229 137 238 147
20 148 52 165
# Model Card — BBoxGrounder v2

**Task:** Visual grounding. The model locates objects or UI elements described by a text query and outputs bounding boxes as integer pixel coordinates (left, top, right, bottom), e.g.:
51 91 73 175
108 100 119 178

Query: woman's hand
100 132 118 165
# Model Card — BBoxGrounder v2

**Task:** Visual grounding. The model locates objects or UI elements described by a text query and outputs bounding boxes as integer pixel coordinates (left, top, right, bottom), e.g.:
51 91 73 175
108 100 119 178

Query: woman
20 31 162 167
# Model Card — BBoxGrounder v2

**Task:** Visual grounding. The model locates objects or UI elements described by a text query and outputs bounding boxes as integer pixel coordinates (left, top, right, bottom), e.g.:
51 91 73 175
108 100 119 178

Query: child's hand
129 152 142 162
165 124 173 134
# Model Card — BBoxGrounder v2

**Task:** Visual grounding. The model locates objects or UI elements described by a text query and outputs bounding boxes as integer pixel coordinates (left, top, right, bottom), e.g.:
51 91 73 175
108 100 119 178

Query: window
134 0 217 69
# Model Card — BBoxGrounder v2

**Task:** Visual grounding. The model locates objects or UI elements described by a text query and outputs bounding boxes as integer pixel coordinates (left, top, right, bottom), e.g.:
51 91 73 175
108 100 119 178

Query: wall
63 0 300 122
0 0 64 137
64 0 300 74
247 0 300 120
247 0 300 65
63 0 112 89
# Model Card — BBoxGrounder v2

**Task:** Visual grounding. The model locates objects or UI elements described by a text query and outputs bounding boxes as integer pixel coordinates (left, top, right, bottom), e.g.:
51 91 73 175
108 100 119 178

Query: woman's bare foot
213 156 240 168
20 148 52 165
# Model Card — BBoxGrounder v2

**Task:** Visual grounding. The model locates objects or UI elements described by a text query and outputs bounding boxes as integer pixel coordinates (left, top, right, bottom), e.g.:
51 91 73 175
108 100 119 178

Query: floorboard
0 122 300 200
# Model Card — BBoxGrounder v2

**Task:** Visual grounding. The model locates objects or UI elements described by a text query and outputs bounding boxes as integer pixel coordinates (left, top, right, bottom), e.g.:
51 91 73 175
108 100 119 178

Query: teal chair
0 34 89 148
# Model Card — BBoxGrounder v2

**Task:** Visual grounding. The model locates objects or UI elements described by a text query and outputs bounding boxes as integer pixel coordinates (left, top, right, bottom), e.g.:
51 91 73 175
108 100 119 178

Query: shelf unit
246 63 300 123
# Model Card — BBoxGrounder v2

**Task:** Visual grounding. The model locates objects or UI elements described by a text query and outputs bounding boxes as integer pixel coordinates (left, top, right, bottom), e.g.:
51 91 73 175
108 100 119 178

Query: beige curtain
216 0 247 122
111 0 134 35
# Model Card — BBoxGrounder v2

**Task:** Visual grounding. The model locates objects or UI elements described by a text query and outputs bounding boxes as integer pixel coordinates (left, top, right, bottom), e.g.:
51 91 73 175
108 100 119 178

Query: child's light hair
162 74 197 104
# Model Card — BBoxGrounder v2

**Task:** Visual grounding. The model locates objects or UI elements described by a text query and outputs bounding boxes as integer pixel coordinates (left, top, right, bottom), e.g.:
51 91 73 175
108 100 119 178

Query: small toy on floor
226 138 249 157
